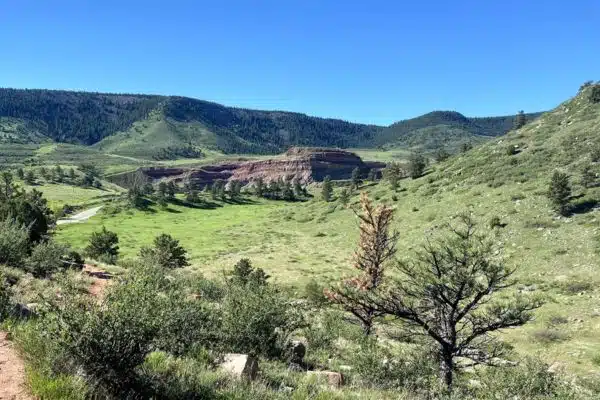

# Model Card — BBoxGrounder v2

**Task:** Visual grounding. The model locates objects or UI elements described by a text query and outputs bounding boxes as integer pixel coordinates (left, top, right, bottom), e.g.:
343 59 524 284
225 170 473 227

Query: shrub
84 227 119 264
0 219 30 267
408 152 427 179
590 146 600 163
26 240 69 278
304 279 328 307
220 281 304 358
230 258 270 287
532 328 568 344
46 264 214 397
590 85 600 103
506 145 518 155
139 233 190 269
0 272 12 321
489 216 502 229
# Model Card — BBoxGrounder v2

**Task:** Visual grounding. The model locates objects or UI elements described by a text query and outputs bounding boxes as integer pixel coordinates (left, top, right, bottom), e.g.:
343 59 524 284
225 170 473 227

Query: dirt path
56 206 103 225
0 332 33 400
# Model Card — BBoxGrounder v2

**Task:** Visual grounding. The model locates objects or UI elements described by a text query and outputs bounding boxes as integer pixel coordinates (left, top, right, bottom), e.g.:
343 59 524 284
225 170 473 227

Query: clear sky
0 0 598 125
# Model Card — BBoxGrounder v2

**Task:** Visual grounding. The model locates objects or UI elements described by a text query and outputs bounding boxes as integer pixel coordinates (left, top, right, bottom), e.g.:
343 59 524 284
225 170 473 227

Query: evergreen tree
54 165 64 182
321 175 333 202
229 180 242 200
16 167 24 180
267 179 281 199
351 167 361 189
254 177 264 197
157 181 168 198
548 171 571 216
166 181 177 199
84 227 119 264
408 152 427 179
513 110 527 130
367 169 376 182
68 168 76 181
434 147 450 162
338 187 350 206
281 180 295 201
1 171 15 199
292 178 303 198
24 170 35 185
581 165 596 188
383 162 403 191
139 233 189 269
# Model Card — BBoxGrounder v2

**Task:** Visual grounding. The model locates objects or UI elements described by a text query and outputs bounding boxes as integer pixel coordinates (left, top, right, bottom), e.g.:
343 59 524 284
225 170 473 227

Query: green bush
26 240 68 278
84 226 119 264
220 280 304 358
139 233 190 269
0 219 30 267
304 279 328 307
0 272 12 321
489 215 502 229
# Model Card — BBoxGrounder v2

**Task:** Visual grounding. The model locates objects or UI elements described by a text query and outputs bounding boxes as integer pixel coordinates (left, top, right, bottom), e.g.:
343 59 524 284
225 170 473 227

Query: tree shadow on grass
169 198 222 210
570 198 599 215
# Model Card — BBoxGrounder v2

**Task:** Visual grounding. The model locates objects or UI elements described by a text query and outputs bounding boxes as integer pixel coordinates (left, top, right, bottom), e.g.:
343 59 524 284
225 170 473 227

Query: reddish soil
83 264 112 298
0 331 33 400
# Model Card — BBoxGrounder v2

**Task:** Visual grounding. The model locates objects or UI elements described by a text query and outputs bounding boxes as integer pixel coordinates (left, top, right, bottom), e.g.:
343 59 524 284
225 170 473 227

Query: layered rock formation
108 147 385 189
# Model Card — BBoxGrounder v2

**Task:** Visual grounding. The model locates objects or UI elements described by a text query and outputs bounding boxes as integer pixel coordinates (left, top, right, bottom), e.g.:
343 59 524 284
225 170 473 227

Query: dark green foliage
16 167 24 179
589 84 600 103
292 178 304 198
0 219 30 267
185 189 200 203
304 279 328 307
143 182 154 195
0 272 11 321
408 152 427 179
321 175 332 202
24 170 35 184
53 165 64 182
1 171 16 198
221 277 303 357
374 214 541 390
489 215 502 229
281 180 294 201
63 250 85 270
139 233 189 269
460 142 473 152
434 147 450 162
581 165 596 188
338 187 351 206
506 145 518 155
383 162 403 191
68 168 76 181
152 145 203 161
367 169 377 181
26 240 69 278
228 180 242 200
513 110 527 130
85 227 119 264
157 181 168 197
0 189 53 243
547 171 571 216
211 179 225 200
46 264 213 397
351 167 361 189
127 186 145 208
166 181 177 199
230 258 270 287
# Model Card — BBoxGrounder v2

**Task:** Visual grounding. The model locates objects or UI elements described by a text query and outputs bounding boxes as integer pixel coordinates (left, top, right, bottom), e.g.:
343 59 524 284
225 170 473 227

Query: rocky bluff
109 147 385 188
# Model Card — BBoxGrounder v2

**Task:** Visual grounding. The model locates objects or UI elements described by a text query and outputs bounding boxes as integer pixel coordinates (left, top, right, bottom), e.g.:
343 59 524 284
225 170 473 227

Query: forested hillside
0 88 542 156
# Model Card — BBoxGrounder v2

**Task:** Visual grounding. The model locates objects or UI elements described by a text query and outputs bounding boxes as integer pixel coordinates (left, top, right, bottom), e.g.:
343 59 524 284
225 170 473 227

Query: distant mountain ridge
0 88 544 158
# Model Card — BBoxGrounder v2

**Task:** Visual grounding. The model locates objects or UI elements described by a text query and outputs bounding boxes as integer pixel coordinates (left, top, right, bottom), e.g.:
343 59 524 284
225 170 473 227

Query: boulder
219 353 258 380
307 370 343 388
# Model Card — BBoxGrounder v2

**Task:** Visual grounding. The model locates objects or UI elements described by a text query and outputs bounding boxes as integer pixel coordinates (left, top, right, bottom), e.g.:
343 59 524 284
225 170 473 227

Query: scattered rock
218 354 258 380
307 371 343 388
547 361 564 374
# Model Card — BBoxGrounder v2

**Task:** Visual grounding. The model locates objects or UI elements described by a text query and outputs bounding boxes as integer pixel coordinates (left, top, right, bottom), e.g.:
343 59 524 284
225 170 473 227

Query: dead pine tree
325 192 398 336
376 213 542 391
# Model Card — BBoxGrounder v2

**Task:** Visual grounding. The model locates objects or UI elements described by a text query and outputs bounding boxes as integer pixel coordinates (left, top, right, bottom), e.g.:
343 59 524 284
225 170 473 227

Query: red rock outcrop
108 147 386 188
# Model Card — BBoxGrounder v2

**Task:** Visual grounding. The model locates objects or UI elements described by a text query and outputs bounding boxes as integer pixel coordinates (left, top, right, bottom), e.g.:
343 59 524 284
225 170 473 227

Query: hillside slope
0 88 543 158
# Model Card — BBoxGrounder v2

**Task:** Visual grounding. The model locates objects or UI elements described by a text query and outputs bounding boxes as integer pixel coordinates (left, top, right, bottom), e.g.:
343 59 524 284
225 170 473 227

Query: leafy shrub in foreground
0 219 30 267
26 240 69 278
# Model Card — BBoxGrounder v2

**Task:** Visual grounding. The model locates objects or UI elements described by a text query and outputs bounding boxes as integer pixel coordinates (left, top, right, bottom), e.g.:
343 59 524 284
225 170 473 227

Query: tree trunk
439 350 453 391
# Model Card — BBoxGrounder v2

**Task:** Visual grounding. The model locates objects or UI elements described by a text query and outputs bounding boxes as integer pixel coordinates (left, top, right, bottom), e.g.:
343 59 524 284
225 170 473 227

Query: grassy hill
0 88 543 160
54 83 600 378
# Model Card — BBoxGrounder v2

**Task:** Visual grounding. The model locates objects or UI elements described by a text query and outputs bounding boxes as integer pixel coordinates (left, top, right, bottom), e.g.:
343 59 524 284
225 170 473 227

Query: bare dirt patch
0 331 33 400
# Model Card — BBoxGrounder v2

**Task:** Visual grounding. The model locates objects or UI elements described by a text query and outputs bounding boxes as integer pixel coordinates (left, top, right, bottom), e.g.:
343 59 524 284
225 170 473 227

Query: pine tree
383 162 403 191
326 193 398 335
321 176 332 202
367 169 376 182
16 168 24 180
513 110 527 130
408 152 427 179
166 181 177 199
581 165 596 188
351 167 361 189
254 177 264 197
548 171 571 216
293 178 303 198
282 180 295 201
338 187 350 207
24 170 35 185
68 168 76 181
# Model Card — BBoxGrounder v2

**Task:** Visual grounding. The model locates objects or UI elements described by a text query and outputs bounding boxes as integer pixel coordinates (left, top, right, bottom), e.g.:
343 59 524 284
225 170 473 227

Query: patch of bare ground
0 331 33 400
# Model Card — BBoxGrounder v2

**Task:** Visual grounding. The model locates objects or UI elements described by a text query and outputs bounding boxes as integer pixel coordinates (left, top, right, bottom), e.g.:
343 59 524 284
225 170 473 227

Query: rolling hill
0 88 543 160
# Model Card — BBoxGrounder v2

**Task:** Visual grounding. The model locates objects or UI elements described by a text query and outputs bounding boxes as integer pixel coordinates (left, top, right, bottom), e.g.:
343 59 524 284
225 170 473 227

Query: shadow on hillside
221 197 259 205
570 198 599 215
169 198 222 210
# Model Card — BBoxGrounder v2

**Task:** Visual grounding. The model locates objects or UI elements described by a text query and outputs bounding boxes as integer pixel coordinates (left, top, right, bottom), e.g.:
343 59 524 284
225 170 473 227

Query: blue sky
0 1 598 125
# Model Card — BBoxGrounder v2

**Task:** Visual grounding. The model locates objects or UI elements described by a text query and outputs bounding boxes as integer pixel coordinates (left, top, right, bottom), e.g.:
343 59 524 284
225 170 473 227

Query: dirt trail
0 332 33 400
84 264 112 298
56 206 103 225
